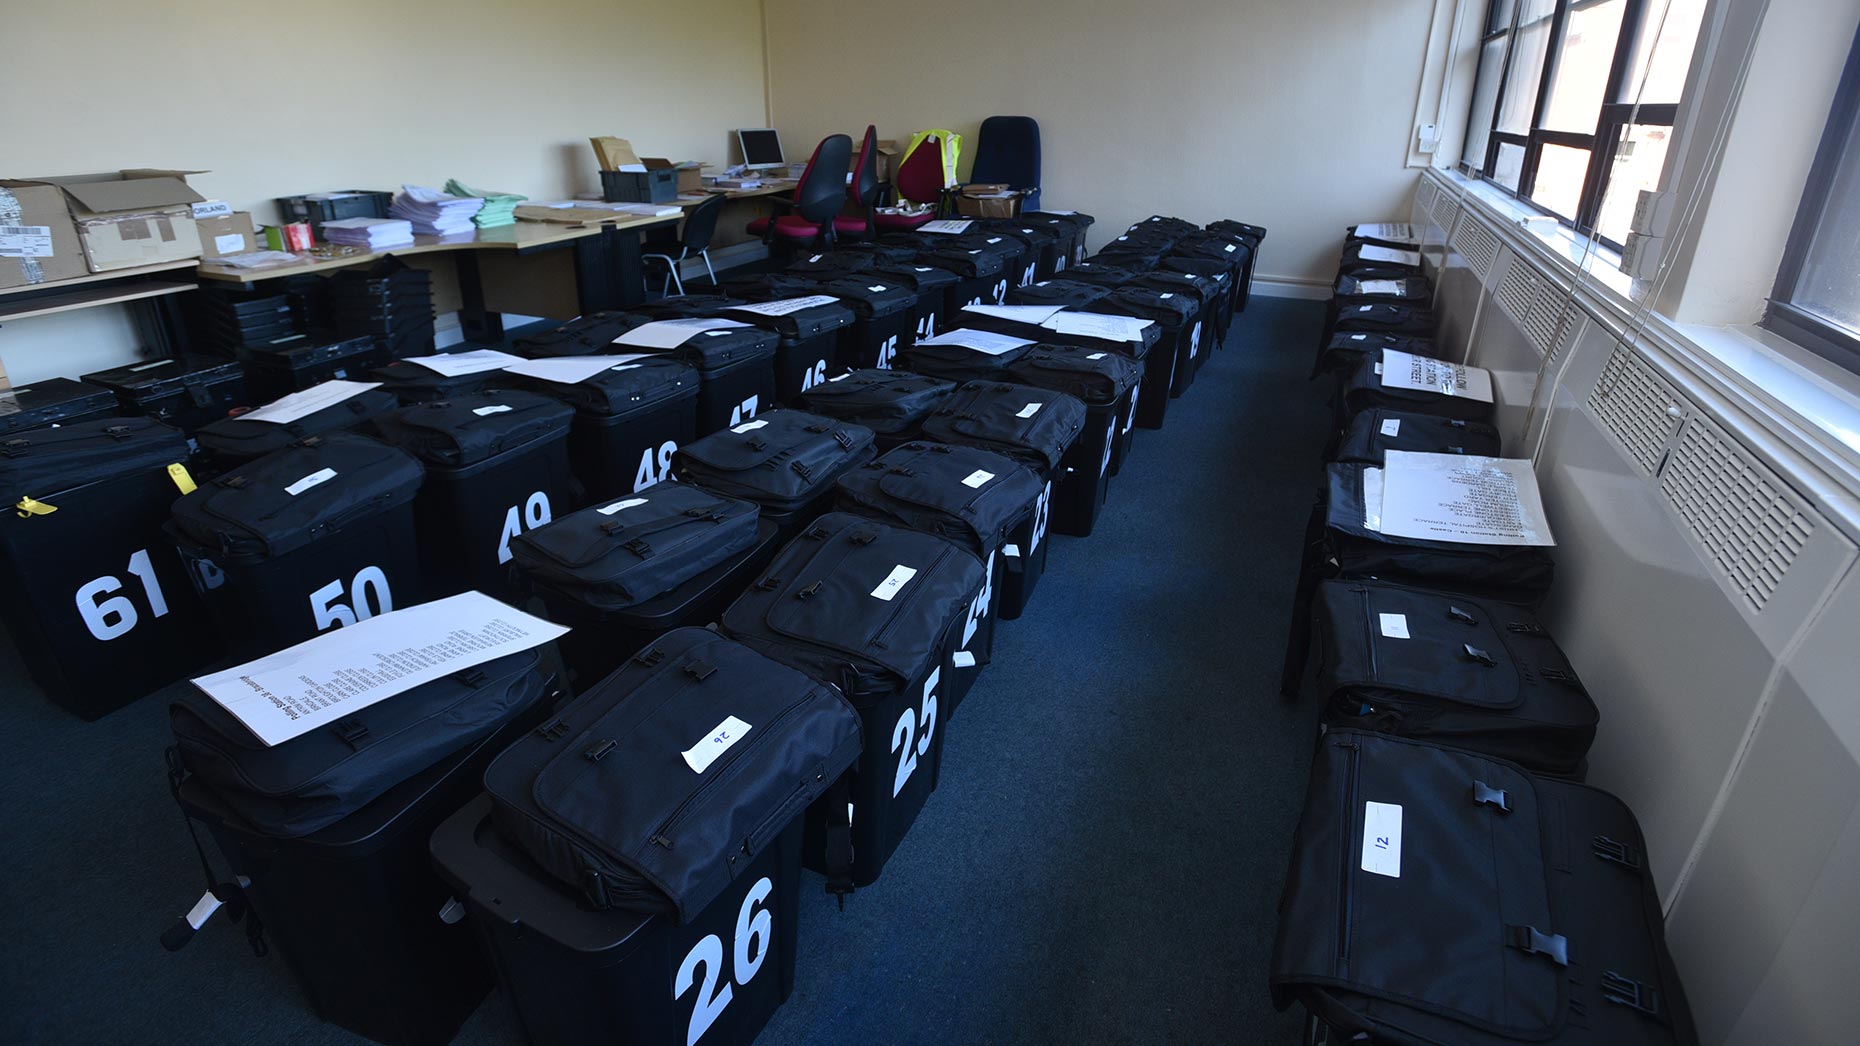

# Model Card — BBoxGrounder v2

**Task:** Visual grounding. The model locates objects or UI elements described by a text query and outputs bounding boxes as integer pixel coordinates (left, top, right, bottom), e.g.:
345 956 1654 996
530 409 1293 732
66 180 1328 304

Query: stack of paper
320 217 415 250
1368 451 1556 546
389 184 485 236
444 179 526 228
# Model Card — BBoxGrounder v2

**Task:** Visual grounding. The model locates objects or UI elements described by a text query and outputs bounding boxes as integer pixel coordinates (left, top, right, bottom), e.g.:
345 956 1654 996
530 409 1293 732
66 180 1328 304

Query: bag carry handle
160 746 266 957
822 773 856 909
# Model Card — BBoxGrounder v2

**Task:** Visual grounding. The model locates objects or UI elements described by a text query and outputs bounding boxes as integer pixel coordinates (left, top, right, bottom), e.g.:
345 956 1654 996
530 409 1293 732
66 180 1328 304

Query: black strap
161 747 264 956
823 773 855 908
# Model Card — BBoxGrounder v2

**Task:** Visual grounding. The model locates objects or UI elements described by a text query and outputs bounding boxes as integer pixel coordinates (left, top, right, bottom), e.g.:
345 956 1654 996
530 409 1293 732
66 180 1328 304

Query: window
1460 0 1708 247
1767 25 1860 372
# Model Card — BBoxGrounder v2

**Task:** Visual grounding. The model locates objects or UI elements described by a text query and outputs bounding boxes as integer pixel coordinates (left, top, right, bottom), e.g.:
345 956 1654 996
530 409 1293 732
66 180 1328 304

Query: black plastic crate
599 168 679 204
0 377 119 435
80 356 251 435
275 191 393 238
240 333 390 401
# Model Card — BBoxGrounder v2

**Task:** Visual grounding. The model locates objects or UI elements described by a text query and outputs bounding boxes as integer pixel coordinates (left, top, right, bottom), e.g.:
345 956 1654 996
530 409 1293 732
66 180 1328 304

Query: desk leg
454 252 504 343
573 233 619 314
609 226 647 307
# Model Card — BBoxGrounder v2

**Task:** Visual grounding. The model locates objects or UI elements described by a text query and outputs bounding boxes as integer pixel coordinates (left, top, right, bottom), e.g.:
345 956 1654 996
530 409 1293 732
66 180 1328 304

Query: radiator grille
1589 345 1684 473
1659 419 1815 613
1416 181 1438 218
1452 216 1499 279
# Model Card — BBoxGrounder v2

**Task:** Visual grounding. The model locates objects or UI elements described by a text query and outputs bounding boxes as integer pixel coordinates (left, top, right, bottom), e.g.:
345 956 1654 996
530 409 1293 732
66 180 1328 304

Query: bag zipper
1336 738 1362 974
868 545 951 650
647 694 813 850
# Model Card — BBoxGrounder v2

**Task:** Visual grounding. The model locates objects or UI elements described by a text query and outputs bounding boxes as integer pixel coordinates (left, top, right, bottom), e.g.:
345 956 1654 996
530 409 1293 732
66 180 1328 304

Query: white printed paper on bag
610 317 749 349
1380 418 1401 437
190 592 568 746
406 348 525 376
915 329 1034 356
1378 613 1410 639
961 303 1064 324
472 404 514 417
919 219 973 234
1361 467 1384 532
239 380 382 425
727 295 840 317
284 468 337 496
1361 801 1403 878
1041 311 1152 343
1378 349 1493 402
732 419 768 433
961 469 994 488
502 356 634 386
1377 450 1556 546
597 498 648 515
1355 222 1417 243
1015 402 1043 419
870 564 918 601
682 715 752 774
1359 245 1422 266
1356 279 1406 297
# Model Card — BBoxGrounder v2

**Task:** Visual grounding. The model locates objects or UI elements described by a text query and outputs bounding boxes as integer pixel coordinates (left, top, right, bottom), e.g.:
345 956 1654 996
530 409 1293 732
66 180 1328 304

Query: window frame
1460 0 1677 249
1763 23 1860 372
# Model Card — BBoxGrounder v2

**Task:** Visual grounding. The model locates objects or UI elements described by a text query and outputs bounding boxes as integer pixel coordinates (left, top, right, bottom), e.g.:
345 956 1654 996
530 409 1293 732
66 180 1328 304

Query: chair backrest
794 134 853 224
970 115 1041 190
850 125 880 210
681 193 727 252
894 133 947 206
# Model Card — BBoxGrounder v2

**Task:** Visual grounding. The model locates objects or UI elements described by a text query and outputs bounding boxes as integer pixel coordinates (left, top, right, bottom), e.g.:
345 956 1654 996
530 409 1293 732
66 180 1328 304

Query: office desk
197 213 678 342
671 180 798 206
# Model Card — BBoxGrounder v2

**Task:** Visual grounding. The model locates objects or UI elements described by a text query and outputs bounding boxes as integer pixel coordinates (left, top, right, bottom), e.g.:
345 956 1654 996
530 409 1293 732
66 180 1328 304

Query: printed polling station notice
189 592 568 746
1377 451 1556 546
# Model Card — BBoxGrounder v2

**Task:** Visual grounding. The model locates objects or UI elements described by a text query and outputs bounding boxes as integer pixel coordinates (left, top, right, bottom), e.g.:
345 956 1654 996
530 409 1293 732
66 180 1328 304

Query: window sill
1675 322 1860 468
1442 169 1635 300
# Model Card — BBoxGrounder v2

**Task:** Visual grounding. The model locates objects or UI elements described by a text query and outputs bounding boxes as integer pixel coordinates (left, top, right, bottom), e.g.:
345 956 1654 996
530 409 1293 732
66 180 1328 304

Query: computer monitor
736 128 786 172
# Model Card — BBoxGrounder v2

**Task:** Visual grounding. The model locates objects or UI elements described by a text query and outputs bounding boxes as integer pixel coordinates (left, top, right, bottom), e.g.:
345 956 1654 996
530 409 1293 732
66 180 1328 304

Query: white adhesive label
868 285 888 292
185 892 224 930
1378 613 1410 639
961 469 994 488
597 498 648 515
284 468 337 496
1380 418 1401 437
1361 802 1403 878
1003 543 1022 558
732 419 768 433
829 372 851 382
213 233 246 255
472 404 514 416
1159 292 1174 300
952 651 977 668
191 200 234 219
682 715 753 774
1087 352 1107 360
1360 245 1422 266
1352 333 1368 341
1015 402 1043 419
870 564 919 601
130 360 175 372
1357 279 1405 297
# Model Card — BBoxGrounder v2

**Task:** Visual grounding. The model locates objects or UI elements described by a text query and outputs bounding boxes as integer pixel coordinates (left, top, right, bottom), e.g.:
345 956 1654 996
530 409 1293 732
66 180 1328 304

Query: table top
196 213 675 283
673 180 798 206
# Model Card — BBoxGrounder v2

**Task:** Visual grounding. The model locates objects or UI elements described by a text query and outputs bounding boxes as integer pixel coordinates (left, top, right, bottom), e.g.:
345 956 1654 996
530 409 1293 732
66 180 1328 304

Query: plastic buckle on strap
1445 444 1466 454
683 660 717 681
1507 925 1569 966
1447 605 1477 625
1592 835 1643 871
623 538 652 557
104 424 133 441
1473 780 1511 812
791 460 813 481
331 719 369 749
850 529 877 545
455 667 488 687
1541 667 1583 690
534 720 570 741
754 575 782 591
1506 620 1548 636
833 431 853 449
584 739 617 762
745 436 768 452
1462 644 1498 667
797 581 822 601
633 648 665 666
1601 971 1661 1016
0 438 30 458
218 474 249 489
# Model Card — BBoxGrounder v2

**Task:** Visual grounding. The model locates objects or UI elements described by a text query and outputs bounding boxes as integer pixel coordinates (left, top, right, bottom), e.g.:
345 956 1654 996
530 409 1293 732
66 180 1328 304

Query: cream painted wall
0 0 769 384
763 0 1432 290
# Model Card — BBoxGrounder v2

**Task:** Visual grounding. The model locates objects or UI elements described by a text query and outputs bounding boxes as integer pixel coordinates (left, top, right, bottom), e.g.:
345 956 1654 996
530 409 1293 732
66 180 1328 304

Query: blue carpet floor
0 295 1329 1046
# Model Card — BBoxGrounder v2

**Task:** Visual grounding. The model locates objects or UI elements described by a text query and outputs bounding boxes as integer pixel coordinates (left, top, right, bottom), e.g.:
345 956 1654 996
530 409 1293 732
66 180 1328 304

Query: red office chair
873 133 950 234
746 133 853 249
832 125 882 241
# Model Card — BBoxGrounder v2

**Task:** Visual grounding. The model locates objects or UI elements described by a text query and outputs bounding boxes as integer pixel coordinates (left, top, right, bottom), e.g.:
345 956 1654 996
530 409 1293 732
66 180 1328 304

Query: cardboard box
954 184 1027 219
848 135 902 183
0 180 88 289
51 169 205 272
197 212 259 259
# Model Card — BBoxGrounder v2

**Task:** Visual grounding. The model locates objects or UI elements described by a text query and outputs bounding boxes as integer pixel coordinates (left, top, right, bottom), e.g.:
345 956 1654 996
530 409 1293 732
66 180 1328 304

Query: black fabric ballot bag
790 368 957 449
369 392 578 599
485 627 862 922
671 409 876 534
1272 729 1698 1046
167 433 427 659
502 356 703 502
1331 408 1503 465
0 417 217 718
194 383 401 469
720 512 985 890
1307 579 1598 777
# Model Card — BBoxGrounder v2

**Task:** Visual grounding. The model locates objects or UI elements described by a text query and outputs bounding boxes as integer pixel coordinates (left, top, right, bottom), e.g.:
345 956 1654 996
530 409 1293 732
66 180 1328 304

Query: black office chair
832 125 882 242
645 193 725 297
746 133 853 251
970 116 1042 211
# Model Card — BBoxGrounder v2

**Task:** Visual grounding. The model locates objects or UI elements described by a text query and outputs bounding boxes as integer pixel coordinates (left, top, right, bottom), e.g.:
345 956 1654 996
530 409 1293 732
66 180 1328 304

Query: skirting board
1250 274 1332 300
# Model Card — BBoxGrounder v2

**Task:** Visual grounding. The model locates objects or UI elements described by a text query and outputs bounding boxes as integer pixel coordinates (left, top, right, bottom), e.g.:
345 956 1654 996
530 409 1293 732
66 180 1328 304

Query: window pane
1488 0 1517 34
1531 143 1591 218
1622 0 1708 104
1497 0 1558 134
1595 123 1674 244
1464 36 1510 170
1495 141 1528 190
1541 0 1628 133
1793 108 1860 336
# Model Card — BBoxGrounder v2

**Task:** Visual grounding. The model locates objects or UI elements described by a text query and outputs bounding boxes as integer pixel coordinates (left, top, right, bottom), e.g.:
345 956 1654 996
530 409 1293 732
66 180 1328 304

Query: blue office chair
645 193 725 296
970 116 1041 211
